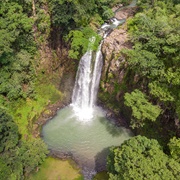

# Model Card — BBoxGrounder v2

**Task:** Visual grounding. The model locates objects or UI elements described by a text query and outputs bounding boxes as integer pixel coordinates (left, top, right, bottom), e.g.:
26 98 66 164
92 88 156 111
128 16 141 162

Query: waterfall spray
71 37 103 121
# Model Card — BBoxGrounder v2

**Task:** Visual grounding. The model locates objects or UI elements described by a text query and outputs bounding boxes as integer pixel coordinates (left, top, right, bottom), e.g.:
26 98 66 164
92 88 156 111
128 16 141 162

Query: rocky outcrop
100 5 137 112
101 27 131 83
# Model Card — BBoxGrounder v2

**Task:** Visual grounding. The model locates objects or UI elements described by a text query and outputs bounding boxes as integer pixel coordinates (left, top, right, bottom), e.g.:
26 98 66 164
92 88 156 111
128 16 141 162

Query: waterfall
71 18 125 122
89 42 103 108
71 38 103 121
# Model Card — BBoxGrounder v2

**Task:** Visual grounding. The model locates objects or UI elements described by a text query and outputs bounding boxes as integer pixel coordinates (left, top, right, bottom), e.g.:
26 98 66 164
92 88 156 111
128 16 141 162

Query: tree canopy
122 0 180 129
0 108 48 179
107 135 180 180
0 108 19 152
168 137 180 163
124 89 161 128
0 1 33 59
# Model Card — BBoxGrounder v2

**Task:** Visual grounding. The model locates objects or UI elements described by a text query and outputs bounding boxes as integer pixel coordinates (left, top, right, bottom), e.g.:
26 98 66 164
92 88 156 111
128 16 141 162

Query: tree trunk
32 0 36 17
151 0 155 6
31 0 38 41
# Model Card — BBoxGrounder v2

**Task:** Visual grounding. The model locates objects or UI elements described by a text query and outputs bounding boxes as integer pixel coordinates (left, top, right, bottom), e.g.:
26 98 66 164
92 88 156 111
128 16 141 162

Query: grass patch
93 171 109 180
36 83 63 104
9 83 63 138
28 157 83 180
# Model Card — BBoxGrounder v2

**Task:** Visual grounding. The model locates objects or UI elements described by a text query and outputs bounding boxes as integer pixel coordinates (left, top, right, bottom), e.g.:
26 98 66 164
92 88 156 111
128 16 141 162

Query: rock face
114 6 137 20
101 27 130 84
100 5 137 106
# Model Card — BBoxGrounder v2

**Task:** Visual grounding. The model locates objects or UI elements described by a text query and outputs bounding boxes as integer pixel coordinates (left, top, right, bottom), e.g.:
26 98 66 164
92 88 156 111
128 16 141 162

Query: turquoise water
42 105 132 178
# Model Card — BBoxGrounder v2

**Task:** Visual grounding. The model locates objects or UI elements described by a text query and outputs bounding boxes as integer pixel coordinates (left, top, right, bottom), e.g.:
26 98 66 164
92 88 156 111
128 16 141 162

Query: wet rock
32 100 65 138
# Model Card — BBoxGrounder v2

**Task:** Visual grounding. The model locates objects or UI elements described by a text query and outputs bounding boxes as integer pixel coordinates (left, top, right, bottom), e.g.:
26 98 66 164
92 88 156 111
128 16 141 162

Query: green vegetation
0 108 48 179
107 136 180 180
29 157 83 180
93 171 109 180
48 0 116 31
0 108 19 153
48 0 119 58
168 137 180 163
122 0 180 127
0 1 35 102
66 27 102 59
0 0 180 179
10 83 62 136
124 89 161 128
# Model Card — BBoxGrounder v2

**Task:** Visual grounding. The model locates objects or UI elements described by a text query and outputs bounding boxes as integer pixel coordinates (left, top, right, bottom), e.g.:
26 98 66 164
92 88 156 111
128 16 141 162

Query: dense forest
0 0 180 179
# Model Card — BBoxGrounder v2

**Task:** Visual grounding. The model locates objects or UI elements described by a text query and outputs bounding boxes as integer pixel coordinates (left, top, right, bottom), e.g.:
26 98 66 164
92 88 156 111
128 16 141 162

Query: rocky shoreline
32 100 66 138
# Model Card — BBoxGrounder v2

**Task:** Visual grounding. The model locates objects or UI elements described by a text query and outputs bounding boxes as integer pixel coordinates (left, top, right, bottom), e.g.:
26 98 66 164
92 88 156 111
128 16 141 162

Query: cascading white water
89 42 103 108
71 38 103 121
71 18 125 122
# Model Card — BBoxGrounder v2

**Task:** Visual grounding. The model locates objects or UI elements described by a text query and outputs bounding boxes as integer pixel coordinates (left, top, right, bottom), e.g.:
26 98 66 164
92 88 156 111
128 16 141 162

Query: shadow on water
99 117 124 137
95 147 111 172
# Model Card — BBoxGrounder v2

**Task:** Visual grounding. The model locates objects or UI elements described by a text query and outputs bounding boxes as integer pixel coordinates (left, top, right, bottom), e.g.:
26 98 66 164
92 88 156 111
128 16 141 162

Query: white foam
71 105 93 122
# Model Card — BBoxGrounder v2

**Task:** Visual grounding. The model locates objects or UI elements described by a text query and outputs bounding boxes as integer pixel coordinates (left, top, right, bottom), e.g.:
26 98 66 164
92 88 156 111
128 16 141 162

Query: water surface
42 106 132 179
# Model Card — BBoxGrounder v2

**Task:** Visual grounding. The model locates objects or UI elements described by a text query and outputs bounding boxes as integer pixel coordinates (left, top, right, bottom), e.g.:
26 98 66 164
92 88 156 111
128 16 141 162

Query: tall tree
18 138 49 175
107 135 180 180
0 1 33 60
124 89 161 128
168 137 180 163
0 108 19 152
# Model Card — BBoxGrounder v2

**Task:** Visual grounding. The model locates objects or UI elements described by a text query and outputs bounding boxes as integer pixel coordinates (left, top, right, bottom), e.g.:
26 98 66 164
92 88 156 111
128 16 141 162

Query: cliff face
99 6 137 113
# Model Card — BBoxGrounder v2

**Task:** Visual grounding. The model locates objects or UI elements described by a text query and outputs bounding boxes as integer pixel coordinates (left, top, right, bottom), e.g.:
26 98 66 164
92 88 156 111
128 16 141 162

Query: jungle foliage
107 136 180 180
48 0 126 59
0 1 36 102
48 0 117 30
0 0 180 179
122 0 180 129
124 89 161 128
0 108 48 179
66 27 102 59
